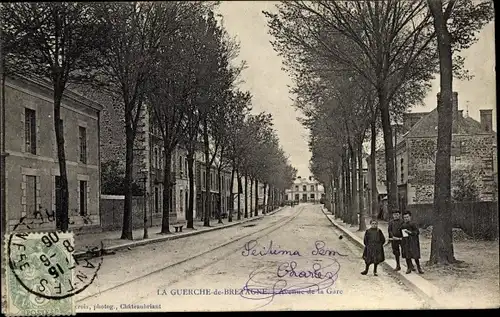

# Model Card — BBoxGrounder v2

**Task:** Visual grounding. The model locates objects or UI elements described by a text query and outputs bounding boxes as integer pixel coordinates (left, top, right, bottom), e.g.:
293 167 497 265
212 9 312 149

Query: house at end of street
368 92 497 228
285 176 325 203
2 75 103 233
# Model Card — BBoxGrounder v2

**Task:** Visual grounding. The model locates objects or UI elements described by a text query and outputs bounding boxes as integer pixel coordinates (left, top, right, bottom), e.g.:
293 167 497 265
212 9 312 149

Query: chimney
436 92 458 117
480 109 493 132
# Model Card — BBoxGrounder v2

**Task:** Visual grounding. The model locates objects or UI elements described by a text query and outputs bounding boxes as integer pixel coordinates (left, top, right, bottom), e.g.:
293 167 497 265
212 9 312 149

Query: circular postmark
7 232 102 302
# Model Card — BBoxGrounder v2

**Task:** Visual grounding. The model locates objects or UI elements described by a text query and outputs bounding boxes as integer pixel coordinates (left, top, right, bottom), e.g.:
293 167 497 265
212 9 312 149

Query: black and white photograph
0 1 497 314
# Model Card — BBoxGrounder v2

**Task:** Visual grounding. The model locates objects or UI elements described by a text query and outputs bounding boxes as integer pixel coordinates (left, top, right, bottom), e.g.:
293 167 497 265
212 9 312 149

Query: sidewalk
322 208 499 309
74 207 286 258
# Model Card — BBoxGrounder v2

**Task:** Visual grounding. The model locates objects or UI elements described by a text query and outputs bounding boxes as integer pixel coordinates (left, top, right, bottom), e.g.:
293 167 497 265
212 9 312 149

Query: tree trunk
237 169 242 220
428 0 456 265
343 150 352 224
263 183 267 214
350 143 359 226
53 90 70 232
229 165 235 222
217 167 223 224
337 168 343 220
161 149 172 234
204 162 211 227
121 111 134 240
334 174 340 218
358 142 366 231
379 94 399 213
255 179 259 216
249 177 254 217
186 152 195 229
244 173 248 218
370 120 379 221
203 118 211 227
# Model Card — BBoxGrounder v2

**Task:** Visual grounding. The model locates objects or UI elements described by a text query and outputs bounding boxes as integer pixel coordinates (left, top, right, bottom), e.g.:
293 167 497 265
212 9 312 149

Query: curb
320 207 441 309
74 206 286 259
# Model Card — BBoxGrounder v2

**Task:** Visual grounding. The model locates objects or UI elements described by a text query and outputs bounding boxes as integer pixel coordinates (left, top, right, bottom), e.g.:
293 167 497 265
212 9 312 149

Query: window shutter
35 111 39 155
21 111 25 152
86 181 90 216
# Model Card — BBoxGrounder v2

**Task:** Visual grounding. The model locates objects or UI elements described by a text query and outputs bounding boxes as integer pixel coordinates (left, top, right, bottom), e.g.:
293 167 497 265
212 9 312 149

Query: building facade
370 92 497 213
285 176 325 203
3 75 102 232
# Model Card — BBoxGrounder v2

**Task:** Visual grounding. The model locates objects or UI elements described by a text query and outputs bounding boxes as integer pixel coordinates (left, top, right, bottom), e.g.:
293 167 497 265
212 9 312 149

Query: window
179 155 183 175
153 148 158 169
26 175 37 215
295 194 299 201
285 194 289 200
460 141 468 154
400 158 404 183
180 190 184 212
302 193 307 201
185 159 188 176
295 186 299 191
310 193 315 200
302 185 307 192
79 180 87 216
155 187 159 213
201 171 206 190
311 185 315 191
159 149 164 170
79 127 87 163
25 108 36 154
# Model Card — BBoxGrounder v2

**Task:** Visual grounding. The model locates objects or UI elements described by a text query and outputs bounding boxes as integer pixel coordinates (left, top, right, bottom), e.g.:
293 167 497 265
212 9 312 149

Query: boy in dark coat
388 210 403 271
361 220 386 276
401 211 424 274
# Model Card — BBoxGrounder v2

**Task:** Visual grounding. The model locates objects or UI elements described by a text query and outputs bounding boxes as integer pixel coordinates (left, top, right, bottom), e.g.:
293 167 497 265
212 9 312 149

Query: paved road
76 204 429 311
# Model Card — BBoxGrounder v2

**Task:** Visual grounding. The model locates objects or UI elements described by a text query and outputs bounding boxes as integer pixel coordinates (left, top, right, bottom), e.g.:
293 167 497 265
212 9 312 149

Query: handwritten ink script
240 240 347 304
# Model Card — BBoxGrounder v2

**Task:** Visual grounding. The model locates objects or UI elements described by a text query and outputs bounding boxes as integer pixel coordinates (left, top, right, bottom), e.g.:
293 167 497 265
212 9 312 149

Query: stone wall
407 134 495 204
100 195 164 230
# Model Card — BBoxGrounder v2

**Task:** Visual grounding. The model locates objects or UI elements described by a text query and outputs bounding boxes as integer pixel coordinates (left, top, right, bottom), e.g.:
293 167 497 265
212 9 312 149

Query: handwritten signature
239 240 346 306
242 240 348 258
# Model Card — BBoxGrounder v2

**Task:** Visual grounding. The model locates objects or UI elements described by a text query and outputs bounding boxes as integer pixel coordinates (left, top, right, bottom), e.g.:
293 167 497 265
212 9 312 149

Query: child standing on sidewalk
361 219 386 276
388 210 404 271
401 211 424 274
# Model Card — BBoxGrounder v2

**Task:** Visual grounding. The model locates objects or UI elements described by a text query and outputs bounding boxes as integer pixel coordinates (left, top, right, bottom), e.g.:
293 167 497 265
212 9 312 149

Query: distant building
368 92 497 213
285 176 325 203
3 75 103 232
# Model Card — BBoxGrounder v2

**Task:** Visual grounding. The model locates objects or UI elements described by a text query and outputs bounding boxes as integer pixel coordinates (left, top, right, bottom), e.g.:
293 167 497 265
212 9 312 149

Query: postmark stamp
5 232 102 316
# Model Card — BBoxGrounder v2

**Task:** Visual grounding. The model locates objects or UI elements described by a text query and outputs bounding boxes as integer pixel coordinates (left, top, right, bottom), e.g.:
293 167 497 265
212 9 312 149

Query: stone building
285 176 325 203
2 75 102 232
370 92 497 212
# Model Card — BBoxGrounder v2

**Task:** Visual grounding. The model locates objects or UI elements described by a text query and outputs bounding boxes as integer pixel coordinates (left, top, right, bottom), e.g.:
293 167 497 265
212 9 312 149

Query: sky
217 1 496 180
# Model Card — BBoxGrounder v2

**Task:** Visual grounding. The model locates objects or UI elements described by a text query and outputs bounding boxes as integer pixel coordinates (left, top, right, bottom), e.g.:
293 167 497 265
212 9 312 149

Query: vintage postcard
0 0 498 313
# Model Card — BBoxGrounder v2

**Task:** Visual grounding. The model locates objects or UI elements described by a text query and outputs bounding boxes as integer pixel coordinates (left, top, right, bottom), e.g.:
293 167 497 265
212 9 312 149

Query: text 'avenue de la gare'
156 288 343 296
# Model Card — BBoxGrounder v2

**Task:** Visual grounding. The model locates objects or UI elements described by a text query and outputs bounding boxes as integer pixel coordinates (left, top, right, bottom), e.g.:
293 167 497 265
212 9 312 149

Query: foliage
101 160 143 196
2 2 111 231
452 174 479 202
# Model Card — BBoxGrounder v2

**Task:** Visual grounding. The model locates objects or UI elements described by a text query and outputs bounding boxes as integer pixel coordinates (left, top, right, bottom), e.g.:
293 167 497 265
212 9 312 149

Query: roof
7 75 104 112
406 108 489 138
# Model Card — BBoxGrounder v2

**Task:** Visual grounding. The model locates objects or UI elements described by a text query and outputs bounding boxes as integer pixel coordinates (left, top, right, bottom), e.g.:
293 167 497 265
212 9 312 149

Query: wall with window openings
4 76 101 232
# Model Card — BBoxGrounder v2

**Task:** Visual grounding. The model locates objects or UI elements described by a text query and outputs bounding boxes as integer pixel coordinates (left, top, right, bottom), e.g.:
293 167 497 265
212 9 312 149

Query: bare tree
2 2 109 231
426 0 493 265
